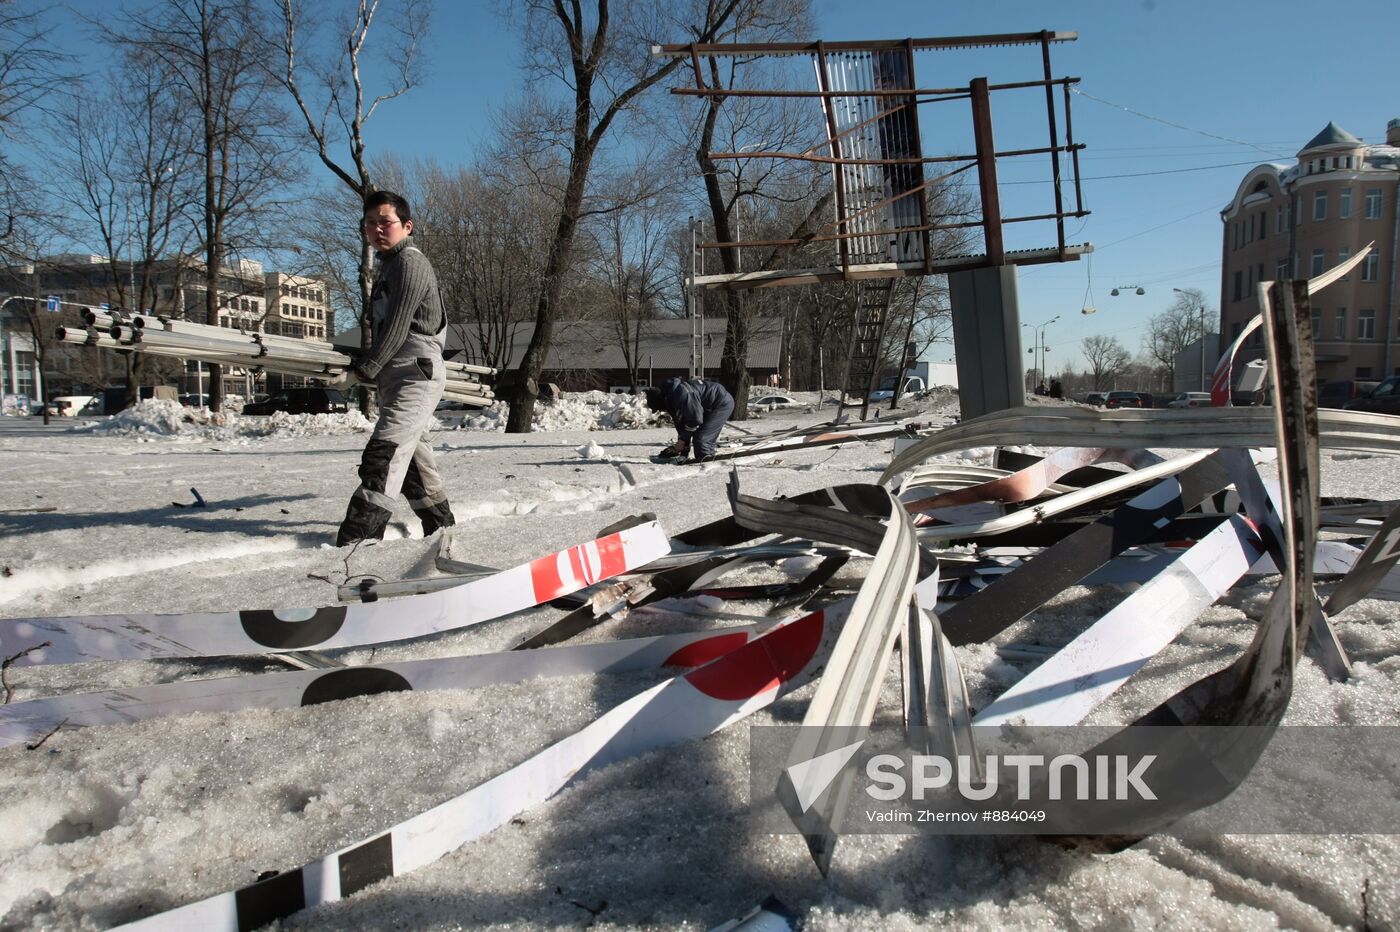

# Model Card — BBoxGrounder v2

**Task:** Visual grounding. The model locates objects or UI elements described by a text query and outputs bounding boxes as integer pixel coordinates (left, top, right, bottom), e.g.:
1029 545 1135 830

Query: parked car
868 375 926 403
178 393 210 407
241 387 348 416
1082 392 1107 406
1104 390 1143 409
1167 392 1212 408
749 393 802 411
1318 379 1380 409
1135 392 1154 409
1343 376 1400 415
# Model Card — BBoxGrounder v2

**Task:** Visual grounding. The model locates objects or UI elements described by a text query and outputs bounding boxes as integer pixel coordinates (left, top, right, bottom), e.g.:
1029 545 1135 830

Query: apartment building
1220 119 1400 381
265 273 332 341
0 255 332 405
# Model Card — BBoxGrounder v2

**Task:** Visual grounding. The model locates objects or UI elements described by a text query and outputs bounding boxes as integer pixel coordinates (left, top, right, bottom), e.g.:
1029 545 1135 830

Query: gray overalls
336 240 455 545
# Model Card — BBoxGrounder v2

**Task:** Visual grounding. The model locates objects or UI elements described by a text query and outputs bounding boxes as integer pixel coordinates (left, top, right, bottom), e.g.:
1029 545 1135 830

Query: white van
48 395 99 416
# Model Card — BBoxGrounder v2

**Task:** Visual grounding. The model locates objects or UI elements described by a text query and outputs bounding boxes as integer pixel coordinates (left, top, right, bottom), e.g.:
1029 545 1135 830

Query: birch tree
278 0 431 411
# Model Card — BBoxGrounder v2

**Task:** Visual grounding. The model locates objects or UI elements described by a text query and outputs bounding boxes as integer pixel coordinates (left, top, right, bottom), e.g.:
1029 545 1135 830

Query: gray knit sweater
357 236 445 380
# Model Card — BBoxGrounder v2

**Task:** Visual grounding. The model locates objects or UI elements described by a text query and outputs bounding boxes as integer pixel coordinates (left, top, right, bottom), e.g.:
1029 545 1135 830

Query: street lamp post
1022 315 1059 389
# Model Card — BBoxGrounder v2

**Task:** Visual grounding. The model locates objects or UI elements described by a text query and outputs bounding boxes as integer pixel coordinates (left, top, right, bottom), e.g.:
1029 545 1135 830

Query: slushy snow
0 393 1396 930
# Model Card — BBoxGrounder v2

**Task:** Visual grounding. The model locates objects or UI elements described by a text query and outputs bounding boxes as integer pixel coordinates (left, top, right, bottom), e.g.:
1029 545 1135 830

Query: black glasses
363 218 402 231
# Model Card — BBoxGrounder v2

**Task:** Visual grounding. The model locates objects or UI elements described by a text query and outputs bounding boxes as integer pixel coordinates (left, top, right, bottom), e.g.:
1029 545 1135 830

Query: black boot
415 500 456 536
336 496 391 547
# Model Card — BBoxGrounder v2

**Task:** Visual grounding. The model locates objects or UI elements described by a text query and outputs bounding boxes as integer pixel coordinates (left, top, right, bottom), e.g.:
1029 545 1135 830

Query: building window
1311 314 1321 339
13 351 34 397
1258 211 1266 240
1359 309 1376 340
1335 308 1347 341
1362 254 1380 282
1311 249 1325 276
1277 258 1290 280
1276 206 1285 233
1357 366 1373 378
1365 188 1383 219
1338 245 1350 278
1233 270 1243 301
1313 190 1327 221
1340 188 1352 219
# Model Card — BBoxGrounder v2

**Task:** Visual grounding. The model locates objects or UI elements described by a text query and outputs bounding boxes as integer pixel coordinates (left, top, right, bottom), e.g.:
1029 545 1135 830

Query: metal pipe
443 360 496 377
655 32 1077 58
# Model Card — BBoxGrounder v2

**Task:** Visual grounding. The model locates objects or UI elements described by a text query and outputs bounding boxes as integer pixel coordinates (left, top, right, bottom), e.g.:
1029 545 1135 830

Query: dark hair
644 387 664 412
363 190 412 224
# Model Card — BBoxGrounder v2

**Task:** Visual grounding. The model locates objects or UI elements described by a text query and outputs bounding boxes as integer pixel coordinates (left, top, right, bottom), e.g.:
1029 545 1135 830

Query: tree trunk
505 139 595 433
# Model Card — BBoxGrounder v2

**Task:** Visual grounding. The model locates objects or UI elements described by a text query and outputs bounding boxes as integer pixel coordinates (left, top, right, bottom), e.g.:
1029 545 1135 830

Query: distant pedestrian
335 190 455 546
645 377 735 462
1049 379 1063 399
1035 381 1048 396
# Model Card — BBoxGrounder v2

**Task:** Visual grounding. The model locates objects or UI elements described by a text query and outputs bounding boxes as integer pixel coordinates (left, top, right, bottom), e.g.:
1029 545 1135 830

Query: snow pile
534 390 660 431
73 398 372 441
257 409 374 438
75 399 200 437
575 440 609 461
449 391 664 432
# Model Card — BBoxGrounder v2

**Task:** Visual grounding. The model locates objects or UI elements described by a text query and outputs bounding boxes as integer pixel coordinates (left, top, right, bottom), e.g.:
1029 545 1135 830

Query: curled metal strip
880 406 1400 483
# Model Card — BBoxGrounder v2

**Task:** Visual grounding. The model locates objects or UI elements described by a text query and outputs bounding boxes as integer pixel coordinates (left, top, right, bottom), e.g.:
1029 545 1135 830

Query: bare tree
111 0 299 412
48 45 201 406
678 2 816 415
1143 287 1212 384
588 161 676 391
0 0 69 252
278 0 431 410
412 158 554 371
1082 334 1132 391
500 0 753 433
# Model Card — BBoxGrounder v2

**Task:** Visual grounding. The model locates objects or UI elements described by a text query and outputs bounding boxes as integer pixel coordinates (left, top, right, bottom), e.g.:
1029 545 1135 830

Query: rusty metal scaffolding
655 31 1092 290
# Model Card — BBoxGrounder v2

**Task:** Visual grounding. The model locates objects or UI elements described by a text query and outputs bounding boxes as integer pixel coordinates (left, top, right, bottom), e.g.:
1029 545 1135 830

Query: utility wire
1000 158 1273 185
1070 88 1291 158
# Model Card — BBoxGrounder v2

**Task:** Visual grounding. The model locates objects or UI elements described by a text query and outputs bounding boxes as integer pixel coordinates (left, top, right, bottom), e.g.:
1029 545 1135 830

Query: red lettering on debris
529 533 628 603
684 611 824 700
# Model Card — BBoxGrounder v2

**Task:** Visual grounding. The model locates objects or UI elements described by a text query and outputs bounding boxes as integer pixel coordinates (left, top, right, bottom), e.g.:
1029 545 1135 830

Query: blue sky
48 0 1400 371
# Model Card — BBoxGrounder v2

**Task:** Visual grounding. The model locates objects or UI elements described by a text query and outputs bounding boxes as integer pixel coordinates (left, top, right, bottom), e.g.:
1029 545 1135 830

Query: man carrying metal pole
334 191 456 546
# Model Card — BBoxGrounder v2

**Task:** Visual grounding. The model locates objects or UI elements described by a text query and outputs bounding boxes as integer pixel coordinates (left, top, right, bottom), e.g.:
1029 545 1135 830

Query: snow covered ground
0 395 1396 930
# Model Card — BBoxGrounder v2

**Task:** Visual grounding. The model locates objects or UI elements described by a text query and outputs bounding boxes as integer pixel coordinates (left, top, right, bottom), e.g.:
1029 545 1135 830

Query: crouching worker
335 190 456 546
645 376 734 462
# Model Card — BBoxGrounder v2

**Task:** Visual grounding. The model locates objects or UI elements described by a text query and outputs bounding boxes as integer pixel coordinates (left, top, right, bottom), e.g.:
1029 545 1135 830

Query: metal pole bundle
58 318 497 407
